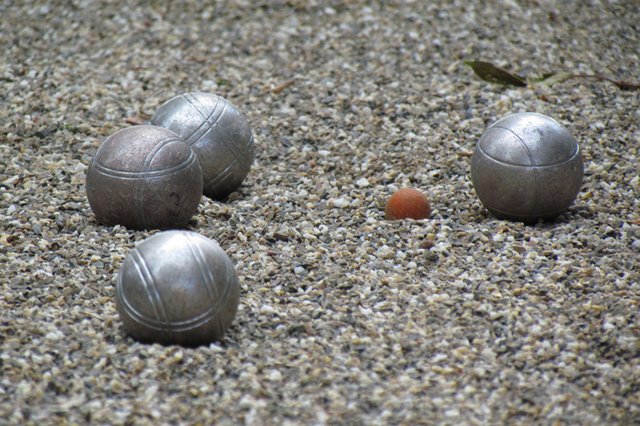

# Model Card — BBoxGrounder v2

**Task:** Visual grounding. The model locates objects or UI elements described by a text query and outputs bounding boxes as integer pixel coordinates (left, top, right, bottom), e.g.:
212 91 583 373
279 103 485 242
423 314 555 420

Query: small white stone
267 369 283 381
259 304 276 315
492 233 505 242
356 177 370 188
331 198 349 208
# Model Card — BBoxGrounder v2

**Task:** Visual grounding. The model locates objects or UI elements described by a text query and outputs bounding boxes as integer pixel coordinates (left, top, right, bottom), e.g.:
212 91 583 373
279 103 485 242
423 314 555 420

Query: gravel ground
1 1 639 424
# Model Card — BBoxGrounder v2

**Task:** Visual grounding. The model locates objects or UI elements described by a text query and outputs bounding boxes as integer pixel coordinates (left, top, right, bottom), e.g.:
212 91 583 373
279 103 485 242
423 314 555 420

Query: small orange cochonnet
385 188 431 220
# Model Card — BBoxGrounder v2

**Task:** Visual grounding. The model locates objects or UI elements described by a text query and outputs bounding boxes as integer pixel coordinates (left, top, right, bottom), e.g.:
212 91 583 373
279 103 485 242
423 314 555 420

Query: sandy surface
1 1 639 424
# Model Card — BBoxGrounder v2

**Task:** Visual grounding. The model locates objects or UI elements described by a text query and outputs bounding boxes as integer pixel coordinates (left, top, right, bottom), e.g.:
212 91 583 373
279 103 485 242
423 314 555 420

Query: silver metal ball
151 92 255 200
86 125 203 230
116 230 240 346
471 112 584 222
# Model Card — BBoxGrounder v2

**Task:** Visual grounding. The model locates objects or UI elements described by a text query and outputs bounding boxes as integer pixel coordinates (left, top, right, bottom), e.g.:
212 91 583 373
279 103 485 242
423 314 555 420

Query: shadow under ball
151 92 255 200
471 112 584 222
116 230 240 346
86 125 203 230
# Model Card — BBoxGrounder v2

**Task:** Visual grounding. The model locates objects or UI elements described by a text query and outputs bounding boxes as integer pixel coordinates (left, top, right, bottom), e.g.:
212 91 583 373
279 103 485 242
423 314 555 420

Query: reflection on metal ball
151 92 255 200
86 125 202 230
116 230 240 346
471 112 584 222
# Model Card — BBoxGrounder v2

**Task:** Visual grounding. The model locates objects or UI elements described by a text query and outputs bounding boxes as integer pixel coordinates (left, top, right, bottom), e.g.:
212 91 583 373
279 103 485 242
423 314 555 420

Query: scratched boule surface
1 1 639 425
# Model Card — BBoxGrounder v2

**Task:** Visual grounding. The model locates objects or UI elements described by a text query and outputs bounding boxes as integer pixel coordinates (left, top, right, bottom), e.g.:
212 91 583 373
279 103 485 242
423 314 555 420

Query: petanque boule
471 112 584 222
86 125 203 230
151 92 255 200
115 230 240 346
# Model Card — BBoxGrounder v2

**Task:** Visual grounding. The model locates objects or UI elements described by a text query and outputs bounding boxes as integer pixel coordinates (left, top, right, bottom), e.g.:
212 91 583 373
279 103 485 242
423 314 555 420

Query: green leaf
529 72 557 83
534 72 573 87
464 60 527 87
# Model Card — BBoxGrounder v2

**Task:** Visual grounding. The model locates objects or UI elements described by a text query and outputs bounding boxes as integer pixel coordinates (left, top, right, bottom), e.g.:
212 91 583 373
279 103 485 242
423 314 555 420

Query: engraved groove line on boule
184 234 227 337
184 92 211 122
121 277 229 333
487 125 540 212
180 93 220 144
191 101 228 148
123 299 227 332
189 94 231 148
181 94 226 146
184 94 252 158
182 93 215 138
136 136 183 229
477 134 581 168
199 102 246 163
190 93 226 134
206 159 238 189
93 149 196 179
487 123 580 212
128 248 170 325
184 234 220 301
183 234 220 336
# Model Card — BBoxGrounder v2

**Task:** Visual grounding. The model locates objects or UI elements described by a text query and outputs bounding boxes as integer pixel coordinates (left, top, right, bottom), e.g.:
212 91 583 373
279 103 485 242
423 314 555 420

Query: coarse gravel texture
1 1 639 425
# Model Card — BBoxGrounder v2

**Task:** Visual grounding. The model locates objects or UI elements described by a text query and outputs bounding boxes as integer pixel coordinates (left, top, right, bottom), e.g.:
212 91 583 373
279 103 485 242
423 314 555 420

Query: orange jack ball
385 188 431 220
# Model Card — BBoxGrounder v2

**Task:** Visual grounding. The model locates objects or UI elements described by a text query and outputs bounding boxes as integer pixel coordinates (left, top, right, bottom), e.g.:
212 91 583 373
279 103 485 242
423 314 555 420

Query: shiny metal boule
151 92 255 200
471 112 584 222
86 125 203 230
116 230 240 346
